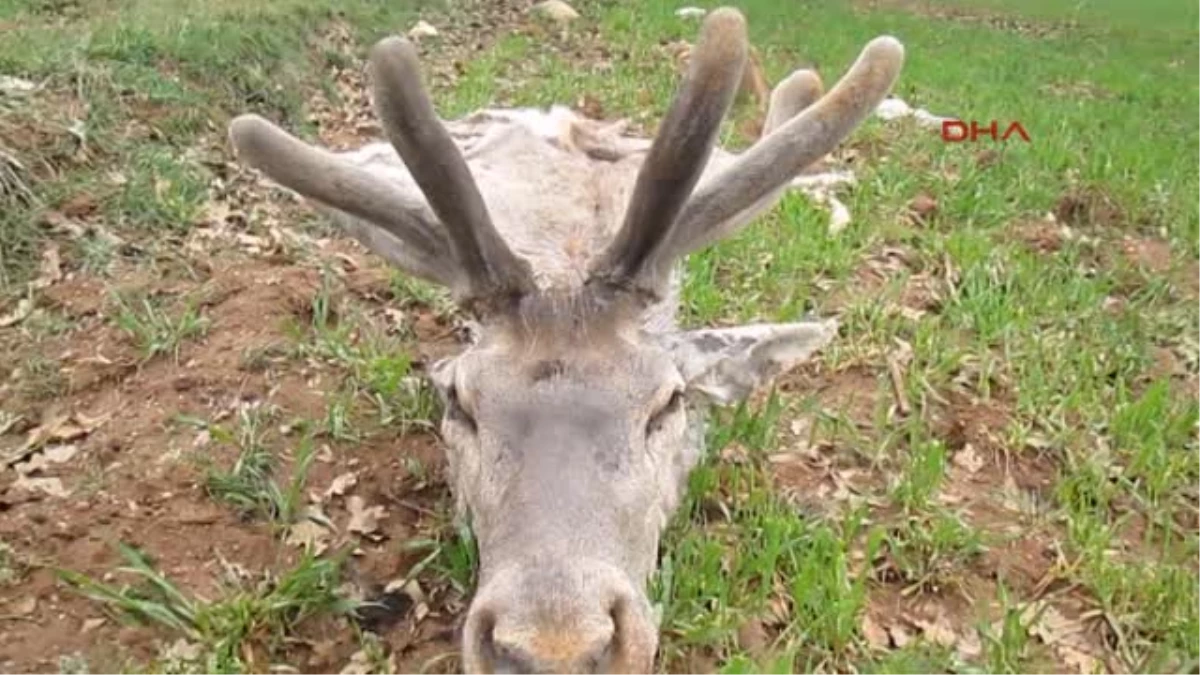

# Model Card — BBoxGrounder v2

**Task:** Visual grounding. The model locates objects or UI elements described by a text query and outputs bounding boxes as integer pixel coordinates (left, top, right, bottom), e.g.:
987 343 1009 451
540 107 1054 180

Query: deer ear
669 320 838 405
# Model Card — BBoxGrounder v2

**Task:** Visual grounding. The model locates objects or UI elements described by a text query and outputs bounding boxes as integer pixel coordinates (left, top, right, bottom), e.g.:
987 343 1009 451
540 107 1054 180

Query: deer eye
445 386 478 433
646 389 685 436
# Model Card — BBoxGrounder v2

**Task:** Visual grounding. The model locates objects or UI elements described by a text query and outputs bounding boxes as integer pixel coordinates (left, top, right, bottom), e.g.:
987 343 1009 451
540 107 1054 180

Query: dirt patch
1038 80 1113 101
0 250 465 672
851 0 1082 39
788 364 885 427
1053 187 1125 229
1119 235 1172 274
1012 218 1068 254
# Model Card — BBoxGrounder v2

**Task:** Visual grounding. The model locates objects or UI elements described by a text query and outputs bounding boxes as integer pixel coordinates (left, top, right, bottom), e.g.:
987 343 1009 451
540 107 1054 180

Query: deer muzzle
461 559 658 674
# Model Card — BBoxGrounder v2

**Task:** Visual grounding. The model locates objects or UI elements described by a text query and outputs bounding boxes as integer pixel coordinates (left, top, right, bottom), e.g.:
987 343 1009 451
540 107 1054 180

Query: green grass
284 267 442 434
59 542 357 673
110 289 211 362
9 0 1197 671
185 404 319 529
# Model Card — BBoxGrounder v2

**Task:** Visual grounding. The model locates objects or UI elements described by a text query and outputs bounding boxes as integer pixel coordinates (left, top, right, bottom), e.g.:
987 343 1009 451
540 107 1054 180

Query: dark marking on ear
530 359 567 382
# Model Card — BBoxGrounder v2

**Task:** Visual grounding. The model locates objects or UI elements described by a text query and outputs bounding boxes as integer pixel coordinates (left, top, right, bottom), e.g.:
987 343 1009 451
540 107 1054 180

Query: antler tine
586 7 748 301
228 114 459 287
670 69 826 254
367 37 536 312
763 69 824 136
666 36 905 260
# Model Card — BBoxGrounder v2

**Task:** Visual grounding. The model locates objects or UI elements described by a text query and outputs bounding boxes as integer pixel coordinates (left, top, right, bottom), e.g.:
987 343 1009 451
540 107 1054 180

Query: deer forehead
453 337 682 409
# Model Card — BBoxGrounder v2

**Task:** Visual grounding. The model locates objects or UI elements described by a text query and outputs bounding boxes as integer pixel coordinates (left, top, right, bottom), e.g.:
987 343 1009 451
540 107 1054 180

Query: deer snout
461 563 658 674
486 611 613 674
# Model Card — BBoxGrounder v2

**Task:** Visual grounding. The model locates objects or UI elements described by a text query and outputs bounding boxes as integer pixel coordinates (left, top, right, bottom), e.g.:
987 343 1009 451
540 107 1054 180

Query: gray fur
228 9 904 672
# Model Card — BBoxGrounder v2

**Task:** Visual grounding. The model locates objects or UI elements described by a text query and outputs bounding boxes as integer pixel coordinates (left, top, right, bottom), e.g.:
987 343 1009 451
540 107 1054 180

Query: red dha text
941 120 1031 143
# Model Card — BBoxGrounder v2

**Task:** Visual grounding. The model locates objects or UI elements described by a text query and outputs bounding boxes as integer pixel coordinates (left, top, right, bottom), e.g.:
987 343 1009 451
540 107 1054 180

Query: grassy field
0 0 1196 672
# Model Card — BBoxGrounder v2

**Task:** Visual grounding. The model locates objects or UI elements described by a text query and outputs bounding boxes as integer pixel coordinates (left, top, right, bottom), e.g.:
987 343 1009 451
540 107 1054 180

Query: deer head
228 9 902 673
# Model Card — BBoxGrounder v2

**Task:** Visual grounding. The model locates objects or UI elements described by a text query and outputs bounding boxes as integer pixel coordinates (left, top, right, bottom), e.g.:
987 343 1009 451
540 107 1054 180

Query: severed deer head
229 9 902 673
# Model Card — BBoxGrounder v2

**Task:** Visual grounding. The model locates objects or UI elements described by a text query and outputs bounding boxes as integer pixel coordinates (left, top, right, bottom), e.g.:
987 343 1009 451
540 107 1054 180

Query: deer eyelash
646 389 685 436
446 387 478 433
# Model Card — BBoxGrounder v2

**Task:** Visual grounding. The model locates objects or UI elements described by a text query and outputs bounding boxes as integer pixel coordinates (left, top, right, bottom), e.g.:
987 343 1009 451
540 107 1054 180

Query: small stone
408 20 439 39
532 0 579 23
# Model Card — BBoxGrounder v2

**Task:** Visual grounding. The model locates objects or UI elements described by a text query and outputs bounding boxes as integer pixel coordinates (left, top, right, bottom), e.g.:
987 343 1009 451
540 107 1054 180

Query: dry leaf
323 472 358 500
1058 644 1099 674
11 596 36 616
861 614 890 650
888 623 913 648
952 443 984 474
911 611 957 648
0 296 33 328
81 617 106 633
381 308 407 333
347 495 386 538
955 627 983 659
14 453 48 476
384 578 427 605
163 638 203 662
0 412 21 437
42 443 79 464
1020 602 1100 673
0 75 36 95
12 475 68 498
3 411 110 466
341 646 396 675
285 519 331 554
31 244 62 290
735 618 769 655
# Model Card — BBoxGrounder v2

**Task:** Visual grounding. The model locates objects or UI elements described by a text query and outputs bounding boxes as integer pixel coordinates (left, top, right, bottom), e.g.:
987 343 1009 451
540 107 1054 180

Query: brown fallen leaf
323 472 358 501
1020 602 1101 674
30 244 62 290
384 578 427 605
11 475 69 498
347 495 387 539
285 518 332 555
3 411 111 467
910 610 957 648
955 627 983 659
952 443 984 474
13 453 48 476
888 623 913 648
860 613 891 651
42 443 79 465
10 596 36 616
0 296 33 328
736 618 770 655
339 646 397 675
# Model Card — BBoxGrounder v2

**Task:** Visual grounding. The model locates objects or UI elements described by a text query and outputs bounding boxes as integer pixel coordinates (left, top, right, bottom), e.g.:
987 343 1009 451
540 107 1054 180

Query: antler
667 36 904 256
366 37 536 310
587 9 905 303
584 8 749 302
228 38 535 314
228 114 459 286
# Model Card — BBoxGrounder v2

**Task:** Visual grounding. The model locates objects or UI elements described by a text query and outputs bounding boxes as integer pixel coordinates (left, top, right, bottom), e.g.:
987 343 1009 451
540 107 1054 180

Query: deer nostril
485 626 536 675
483 614 617 674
